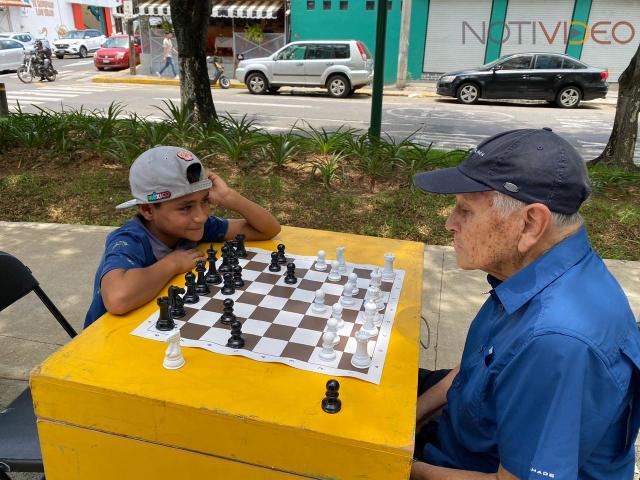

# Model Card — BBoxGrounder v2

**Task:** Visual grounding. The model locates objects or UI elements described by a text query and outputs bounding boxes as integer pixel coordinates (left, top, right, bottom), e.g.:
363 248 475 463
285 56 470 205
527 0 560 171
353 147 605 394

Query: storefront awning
0 0 31 7
65 0 119 6
131 0 283 19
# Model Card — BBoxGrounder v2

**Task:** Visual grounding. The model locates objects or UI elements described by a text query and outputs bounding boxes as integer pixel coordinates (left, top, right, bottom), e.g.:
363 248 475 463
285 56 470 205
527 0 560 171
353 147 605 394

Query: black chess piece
221 272 235 295
168 285 186 318
226 319 245 349
219 245 232 274
205 245 222 285
155 296 175 331
235 233 247 258
284 262 297 284
220 298 236 325
183 272 199 304
232 265 245 288
276 243 287 264
268 251 281 272
195 260 210 295
321 379 342 414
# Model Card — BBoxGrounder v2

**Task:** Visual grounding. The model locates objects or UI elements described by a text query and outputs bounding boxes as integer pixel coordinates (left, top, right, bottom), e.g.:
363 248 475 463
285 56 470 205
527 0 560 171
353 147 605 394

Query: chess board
131 247 405 384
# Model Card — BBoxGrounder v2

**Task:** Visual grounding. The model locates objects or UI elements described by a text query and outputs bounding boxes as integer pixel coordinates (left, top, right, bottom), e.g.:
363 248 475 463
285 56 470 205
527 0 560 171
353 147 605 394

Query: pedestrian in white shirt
157 32 178 79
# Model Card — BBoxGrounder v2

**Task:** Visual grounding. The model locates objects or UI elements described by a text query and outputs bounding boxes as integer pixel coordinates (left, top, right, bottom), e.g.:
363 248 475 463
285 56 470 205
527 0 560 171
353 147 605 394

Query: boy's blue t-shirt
84 215 229 328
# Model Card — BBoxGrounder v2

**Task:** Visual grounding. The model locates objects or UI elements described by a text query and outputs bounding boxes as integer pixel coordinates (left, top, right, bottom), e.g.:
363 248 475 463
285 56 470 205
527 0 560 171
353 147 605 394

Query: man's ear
138 204 154 221
518 203 552 254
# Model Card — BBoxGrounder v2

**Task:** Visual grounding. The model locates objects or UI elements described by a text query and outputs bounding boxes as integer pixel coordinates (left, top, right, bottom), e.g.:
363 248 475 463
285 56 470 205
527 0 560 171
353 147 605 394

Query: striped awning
129 0 283 19
0 0 31 7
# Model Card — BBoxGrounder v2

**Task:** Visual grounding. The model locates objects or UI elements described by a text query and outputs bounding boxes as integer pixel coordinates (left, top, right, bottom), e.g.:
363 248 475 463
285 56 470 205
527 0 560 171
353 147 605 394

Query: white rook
351 329 372 369
382 253 396 281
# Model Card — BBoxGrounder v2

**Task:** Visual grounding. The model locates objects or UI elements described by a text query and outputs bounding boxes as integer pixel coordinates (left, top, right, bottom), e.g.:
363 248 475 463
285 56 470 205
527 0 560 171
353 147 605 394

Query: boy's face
140 190 210 244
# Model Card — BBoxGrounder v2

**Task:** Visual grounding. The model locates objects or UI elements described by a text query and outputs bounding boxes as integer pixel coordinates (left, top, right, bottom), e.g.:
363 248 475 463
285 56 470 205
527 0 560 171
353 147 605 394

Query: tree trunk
591 42 640 169
170 0 217 124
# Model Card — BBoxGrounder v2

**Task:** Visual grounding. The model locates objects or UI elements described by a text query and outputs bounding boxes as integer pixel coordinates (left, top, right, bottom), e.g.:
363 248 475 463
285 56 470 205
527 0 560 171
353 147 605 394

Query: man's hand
207 172 236 209
163 248 206 274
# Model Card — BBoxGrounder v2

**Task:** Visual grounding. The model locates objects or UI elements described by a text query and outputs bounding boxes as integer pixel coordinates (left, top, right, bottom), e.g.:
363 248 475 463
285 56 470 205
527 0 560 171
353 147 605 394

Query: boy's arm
207 172 281 241
101 248 205 315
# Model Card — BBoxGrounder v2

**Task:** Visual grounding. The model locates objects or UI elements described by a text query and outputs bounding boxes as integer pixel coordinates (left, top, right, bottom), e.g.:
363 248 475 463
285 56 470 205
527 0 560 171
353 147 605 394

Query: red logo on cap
176 150 193 161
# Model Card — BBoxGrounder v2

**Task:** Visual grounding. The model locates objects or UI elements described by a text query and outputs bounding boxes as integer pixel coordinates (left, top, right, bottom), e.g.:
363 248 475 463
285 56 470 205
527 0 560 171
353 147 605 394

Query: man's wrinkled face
445 192 523 276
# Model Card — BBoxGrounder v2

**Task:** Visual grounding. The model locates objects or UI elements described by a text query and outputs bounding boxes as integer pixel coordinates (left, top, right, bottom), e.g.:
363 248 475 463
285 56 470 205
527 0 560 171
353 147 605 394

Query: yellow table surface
31 226 424 479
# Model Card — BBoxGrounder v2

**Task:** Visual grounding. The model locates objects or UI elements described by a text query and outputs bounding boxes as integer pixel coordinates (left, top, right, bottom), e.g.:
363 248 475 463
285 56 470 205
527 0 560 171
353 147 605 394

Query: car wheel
55 54 64 59
556 86 582 108
457 82 480 104
246 72 268 94
78 46 87 58
327 74 350 98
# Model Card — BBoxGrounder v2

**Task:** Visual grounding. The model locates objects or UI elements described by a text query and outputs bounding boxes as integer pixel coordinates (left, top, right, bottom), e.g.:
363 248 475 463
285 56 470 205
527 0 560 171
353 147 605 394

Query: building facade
291 0 640 83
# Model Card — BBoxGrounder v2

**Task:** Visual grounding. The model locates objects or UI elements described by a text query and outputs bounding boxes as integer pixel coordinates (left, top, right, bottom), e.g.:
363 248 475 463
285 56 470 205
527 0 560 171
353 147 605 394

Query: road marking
24 90 79 98
152 97 313 109
7 94 64 102
63 60 95 67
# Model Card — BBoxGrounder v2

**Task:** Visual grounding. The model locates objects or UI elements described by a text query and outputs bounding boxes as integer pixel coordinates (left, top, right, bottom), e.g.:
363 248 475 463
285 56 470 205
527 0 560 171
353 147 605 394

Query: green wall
566 0 592 58
484 0 509 63
291 0 428 83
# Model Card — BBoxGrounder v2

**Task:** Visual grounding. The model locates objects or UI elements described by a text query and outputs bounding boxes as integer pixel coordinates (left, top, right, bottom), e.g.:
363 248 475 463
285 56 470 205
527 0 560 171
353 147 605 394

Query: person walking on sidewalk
411 128 640 480
157 32 178 79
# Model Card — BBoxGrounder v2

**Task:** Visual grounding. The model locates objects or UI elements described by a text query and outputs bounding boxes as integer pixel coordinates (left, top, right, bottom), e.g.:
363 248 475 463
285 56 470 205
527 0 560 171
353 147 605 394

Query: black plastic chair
0 251 77 478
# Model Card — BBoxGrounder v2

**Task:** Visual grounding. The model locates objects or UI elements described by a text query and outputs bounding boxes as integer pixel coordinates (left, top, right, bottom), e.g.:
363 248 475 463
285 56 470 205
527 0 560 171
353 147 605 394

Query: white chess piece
361 300 379 337
319 330 337 361
163 330 185 370
351 329 372 369
315 250 327 271
324 317 340 346
336 246 347 274
374 286 385 311
328 260 341 282
312 289 327 313
382 253 396 281
349 272 359 296
331 303 344 329
370 268 382 288
341 279 355 306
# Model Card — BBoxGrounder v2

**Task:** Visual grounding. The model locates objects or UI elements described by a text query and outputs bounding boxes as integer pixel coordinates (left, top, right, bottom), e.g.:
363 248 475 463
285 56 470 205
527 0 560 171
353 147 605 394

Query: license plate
103 60 110 63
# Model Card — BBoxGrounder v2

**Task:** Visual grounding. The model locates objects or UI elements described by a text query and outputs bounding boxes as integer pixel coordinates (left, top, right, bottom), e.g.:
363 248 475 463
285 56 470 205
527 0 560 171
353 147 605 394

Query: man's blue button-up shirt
424 226 640 479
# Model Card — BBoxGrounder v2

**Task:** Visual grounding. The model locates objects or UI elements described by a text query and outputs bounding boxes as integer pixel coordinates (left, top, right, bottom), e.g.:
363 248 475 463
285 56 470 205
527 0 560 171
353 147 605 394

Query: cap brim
413 167 492 194
115 199 139 210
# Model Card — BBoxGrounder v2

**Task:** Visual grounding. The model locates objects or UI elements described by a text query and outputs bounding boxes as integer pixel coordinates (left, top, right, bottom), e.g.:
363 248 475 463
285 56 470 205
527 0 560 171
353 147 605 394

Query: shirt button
478 345 484 353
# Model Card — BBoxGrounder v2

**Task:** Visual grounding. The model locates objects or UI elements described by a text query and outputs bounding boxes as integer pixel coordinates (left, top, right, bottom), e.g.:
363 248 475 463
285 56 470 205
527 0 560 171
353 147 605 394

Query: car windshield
61 31 84 39
103 37 128 48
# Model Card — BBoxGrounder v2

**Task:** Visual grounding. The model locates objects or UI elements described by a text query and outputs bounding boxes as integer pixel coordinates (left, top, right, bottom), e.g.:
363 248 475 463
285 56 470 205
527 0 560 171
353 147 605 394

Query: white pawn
315 250 327 271
324 317 340 346
328 260 341 282
331 303 344 329
365 285 379 304
319 330 337 361
312 288 327 313
349 272 359 296
163 330 185 370
341 279 355 307
382 252 396 281
361 300 379 337
370 268 382 288
336 246 347 274
351 329 372 369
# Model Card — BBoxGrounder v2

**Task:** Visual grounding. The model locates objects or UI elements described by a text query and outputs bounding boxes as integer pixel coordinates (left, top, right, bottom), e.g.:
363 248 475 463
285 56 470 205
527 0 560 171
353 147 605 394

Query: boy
84 146 281 328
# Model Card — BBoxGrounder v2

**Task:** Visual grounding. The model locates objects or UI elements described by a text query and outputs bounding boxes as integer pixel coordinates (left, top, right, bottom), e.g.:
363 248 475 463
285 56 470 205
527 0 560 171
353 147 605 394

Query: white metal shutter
500 0 574 56
580 0 640 82
423 0 492 73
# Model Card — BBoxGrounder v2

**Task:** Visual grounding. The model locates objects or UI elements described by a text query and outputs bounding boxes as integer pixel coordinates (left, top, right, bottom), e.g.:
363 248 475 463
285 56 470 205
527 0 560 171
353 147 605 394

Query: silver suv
235 40 373 98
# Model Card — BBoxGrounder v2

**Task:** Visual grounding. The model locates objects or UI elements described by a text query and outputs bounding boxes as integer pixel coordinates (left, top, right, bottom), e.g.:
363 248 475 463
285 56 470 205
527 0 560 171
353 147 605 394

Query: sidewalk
92 68 620 105
1 221 638 478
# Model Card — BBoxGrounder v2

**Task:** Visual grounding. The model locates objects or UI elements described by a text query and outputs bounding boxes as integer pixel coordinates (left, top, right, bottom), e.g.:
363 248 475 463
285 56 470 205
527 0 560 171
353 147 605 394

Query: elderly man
411 128 640 479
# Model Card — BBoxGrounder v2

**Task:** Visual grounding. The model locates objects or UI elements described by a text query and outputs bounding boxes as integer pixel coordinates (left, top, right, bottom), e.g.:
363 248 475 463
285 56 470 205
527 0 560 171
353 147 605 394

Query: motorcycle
17 52 57 84
207 56 230 89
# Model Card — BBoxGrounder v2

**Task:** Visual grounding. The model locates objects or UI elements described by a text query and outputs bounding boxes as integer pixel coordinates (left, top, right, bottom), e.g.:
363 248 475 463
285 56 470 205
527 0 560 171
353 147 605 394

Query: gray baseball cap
116 146 212 210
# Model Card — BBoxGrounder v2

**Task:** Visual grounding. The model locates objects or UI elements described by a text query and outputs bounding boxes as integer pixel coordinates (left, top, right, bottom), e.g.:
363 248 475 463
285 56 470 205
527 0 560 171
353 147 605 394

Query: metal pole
0 83 8 116
368 0 388 139
128 18 137 75
396 0 411 89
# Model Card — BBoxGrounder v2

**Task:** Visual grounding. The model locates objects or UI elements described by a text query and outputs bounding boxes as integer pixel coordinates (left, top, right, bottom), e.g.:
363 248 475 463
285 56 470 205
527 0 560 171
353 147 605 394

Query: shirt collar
489 226 592 314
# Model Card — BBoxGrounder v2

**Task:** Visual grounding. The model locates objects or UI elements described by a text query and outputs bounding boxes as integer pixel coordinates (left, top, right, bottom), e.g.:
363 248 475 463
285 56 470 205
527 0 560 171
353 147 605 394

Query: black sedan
436 53 608 108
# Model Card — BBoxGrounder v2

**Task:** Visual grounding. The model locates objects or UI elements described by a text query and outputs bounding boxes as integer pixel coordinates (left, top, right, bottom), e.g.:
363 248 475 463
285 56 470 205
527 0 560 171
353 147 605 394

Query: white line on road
63 60 95 67
152 97 313 109
22 90 79 97
7 94 66 102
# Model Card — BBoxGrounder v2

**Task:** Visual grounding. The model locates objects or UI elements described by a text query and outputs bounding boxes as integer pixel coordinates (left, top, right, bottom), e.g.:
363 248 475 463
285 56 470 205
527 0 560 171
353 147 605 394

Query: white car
0 32 36 53
53 29 106 59
0 38 25 71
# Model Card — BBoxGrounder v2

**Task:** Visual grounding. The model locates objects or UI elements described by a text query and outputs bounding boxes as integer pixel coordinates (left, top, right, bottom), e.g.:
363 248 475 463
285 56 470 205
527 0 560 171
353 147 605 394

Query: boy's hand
164 249 206 274
207 172 236 209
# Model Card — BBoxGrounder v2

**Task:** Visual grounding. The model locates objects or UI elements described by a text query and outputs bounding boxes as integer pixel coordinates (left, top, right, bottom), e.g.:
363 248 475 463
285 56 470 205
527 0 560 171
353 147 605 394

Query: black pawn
195 260 210 295
226 319 245 349
220 298 236 325
321 379 342 414
183 272 199 304
219 245 232 273
284 262 297 284
155 296 175 331
276 243 287 264
206 245 222 285
235 233 247 258
232 265 245 288
169 285 186 318
268 251 281 272
221 272 235 295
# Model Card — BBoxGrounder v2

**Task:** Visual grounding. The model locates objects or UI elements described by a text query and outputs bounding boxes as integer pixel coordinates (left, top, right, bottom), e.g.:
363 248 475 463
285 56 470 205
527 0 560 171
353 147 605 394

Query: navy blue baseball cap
413 128 591 215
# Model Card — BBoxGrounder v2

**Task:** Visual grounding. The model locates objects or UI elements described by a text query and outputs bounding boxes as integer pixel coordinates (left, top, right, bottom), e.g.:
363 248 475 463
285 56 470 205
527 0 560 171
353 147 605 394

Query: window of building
323 0 331 9
339 0 348 10
366 0 375 9
534 55 563 70
307 0 315 9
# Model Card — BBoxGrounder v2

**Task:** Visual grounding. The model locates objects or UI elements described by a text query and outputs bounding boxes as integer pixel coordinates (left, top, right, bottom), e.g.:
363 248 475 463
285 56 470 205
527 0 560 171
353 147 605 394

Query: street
1 59 638 162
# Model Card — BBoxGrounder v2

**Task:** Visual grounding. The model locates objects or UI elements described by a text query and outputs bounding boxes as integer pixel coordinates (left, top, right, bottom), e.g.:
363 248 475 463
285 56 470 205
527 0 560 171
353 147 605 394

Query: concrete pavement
1 220 639 478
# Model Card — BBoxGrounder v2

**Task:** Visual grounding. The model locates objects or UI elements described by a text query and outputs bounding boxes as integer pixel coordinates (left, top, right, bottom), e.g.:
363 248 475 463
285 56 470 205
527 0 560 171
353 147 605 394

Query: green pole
368 0 388 139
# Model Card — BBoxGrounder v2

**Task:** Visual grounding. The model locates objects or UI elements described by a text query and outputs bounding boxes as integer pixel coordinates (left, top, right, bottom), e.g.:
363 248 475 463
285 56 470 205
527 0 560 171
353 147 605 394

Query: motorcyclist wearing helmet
34 40 53 81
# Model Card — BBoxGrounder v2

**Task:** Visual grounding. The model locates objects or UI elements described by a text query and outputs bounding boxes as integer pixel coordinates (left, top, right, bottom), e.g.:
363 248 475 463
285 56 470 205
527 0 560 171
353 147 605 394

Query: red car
94 35 141 70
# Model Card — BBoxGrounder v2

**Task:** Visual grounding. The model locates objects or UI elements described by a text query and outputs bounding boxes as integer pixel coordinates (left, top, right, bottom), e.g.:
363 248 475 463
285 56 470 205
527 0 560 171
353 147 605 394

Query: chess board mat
131 247 405 384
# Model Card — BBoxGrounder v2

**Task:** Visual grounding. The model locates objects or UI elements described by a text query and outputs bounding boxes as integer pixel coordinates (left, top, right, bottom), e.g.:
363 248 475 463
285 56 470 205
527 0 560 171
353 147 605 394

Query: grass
0 106 639 260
